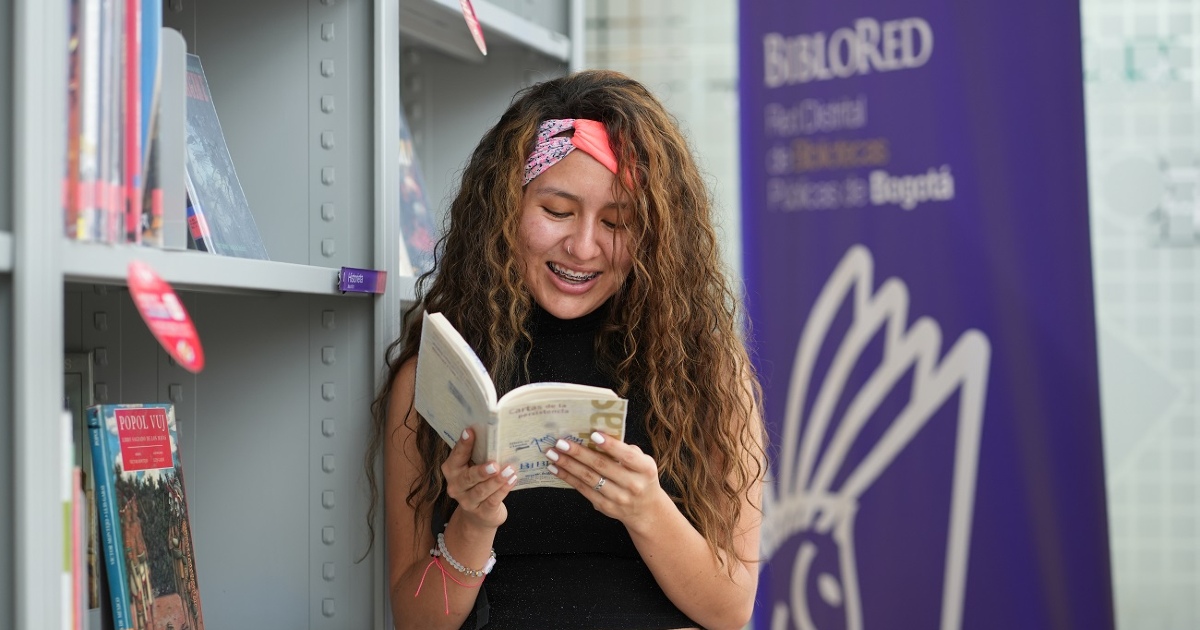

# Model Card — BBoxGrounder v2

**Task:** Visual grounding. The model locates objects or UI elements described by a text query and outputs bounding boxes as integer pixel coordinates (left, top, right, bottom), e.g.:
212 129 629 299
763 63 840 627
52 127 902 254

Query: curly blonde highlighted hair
364 69 765 571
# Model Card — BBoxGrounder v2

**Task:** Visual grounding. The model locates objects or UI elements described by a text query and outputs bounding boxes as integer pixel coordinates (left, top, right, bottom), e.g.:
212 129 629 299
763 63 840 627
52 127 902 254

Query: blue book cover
88 404 205 630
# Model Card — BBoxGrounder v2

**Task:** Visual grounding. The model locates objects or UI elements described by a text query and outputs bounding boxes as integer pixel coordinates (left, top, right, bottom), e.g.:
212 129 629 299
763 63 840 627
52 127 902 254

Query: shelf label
338 266 387 294
127 260 205 373
460 0 488 56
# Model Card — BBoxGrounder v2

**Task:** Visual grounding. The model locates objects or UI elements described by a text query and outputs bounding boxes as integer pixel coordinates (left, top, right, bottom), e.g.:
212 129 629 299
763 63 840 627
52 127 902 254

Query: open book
413 311 627 490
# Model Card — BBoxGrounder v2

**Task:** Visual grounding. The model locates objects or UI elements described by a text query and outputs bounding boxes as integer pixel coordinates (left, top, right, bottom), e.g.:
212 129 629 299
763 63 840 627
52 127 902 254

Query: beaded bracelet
432 532 497 578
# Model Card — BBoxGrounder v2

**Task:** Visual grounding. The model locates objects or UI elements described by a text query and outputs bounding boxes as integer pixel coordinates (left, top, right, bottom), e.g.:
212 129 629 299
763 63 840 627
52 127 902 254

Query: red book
123 0 141 244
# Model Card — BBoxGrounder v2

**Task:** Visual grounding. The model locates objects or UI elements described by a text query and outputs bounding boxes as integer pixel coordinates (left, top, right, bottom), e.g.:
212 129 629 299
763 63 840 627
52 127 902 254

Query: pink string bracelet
413 532 496 614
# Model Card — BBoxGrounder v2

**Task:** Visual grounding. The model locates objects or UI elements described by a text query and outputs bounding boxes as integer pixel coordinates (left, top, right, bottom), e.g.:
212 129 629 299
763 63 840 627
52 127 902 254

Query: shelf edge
62 240 418 300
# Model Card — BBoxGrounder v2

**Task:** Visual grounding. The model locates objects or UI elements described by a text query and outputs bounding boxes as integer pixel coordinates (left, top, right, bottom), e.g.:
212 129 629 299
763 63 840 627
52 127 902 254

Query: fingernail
485 463 498 475
545 449 560 462
501 466 514 478
547 464 559 475
591 431 606 444
461 429 470 441
556 439 571 452
507 474 518 485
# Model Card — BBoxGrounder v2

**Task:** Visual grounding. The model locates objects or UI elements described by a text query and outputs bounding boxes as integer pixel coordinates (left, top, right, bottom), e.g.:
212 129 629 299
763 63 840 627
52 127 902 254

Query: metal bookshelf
2 0 575 628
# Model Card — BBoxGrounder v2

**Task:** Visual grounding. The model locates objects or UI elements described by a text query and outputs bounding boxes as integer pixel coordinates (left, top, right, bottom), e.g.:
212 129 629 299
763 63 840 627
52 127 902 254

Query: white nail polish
501 466 514 478
547 464 559 475
485 463 498 475
545 449 560 462
507 474 518 485
591 431 606 445
461 429 470 441
556 439 571 452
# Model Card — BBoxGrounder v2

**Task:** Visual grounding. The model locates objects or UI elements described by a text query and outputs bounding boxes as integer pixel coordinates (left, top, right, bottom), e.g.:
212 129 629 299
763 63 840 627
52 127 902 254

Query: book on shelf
87 404 206 630
397 97 437 276
64 351 102 617
121 0 143 245
138 0 163 246
183 52 270 260
413 311 627 490
62 410 85 630
65 0 159 245
158 28 189 250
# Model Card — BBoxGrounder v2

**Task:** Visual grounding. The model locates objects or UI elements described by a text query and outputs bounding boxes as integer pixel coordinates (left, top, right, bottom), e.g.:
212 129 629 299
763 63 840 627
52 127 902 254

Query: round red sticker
127 260 205 373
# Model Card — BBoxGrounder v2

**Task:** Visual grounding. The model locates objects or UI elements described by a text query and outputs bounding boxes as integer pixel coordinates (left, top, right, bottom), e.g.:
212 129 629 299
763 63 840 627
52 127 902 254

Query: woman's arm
385 358 518 630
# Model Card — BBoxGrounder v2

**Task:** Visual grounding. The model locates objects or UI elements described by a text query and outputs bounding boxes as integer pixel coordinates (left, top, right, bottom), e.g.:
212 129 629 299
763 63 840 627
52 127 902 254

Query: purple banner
739 2 1115 629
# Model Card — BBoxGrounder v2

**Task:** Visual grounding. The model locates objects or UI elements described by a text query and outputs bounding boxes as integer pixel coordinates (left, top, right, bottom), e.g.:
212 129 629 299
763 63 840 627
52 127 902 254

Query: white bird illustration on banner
762 245 992 630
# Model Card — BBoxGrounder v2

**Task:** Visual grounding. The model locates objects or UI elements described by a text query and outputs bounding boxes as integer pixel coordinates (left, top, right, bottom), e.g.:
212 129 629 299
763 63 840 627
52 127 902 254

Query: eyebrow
533 185 629 211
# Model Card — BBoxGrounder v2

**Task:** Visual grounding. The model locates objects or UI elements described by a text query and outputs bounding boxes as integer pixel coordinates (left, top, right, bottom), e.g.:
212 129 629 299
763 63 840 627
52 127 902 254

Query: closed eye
543 208 570 219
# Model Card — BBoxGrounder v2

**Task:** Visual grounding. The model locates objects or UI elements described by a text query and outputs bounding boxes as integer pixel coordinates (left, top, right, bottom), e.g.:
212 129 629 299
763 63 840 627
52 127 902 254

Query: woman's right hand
441 428 518 531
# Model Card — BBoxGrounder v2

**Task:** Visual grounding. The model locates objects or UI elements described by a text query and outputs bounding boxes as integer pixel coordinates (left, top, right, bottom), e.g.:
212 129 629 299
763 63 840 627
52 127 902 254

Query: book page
413 312 497 456
495 394 627 490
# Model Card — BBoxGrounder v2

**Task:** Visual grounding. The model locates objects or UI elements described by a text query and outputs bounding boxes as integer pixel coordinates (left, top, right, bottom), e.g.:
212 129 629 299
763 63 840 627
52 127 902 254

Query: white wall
1082 0 1200 626
584 0 742 281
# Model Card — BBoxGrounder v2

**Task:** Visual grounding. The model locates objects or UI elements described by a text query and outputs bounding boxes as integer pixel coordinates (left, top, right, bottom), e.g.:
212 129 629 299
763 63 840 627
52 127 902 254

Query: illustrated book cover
397 97 437 276
183 53 269 260
413 311 627 490
87 403 205 630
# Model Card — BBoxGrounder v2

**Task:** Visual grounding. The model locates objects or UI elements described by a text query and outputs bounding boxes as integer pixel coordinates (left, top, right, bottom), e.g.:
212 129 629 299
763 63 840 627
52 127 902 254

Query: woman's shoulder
386 356 421 425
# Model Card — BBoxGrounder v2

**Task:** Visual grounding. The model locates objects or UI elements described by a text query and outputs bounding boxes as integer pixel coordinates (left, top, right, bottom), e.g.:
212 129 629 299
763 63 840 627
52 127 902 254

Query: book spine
78 0 103 241
139 0 162 246
73 467 86 630
61 411 75 630
185 198 211 252
87 407 133 630
122 0 142 244
65 0 82 240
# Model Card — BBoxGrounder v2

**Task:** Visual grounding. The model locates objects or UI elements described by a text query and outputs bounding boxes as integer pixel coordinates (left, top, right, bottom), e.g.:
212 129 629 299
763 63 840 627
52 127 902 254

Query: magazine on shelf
398 99 437 275
88 403 206 630
413 311 627 490
183 53 270 260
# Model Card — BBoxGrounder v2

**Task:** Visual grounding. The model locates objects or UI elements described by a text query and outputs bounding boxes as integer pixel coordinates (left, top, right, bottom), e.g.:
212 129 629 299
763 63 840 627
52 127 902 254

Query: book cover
88 404 205 630
397 98 437 275
413 311 627 490
183 53 270 260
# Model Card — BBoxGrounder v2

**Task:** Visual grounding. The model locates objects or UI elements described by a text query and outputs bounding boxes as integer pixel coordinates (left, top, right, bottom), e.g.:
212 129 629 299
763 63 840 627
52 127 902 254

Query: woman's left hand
544 432 671 529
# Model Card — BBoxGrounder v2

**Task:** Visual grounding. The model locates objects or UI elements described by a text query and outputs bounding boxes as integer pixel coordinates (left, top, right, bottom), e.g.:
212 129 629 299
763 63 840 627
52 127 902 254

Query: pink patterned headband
523 119 619 186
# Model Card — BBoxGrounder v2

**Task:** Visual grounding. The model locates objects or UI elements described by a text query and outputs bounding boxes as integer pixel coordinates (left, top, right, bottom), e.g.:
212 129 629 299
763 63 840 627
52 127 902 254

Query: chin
536 295 605 320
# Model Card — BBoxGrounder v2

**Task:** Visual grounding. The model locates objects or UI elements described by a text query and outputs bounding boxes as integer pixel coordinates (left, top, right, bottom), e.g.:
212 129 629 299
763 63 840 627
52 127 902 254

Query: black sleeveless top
456 304 698 630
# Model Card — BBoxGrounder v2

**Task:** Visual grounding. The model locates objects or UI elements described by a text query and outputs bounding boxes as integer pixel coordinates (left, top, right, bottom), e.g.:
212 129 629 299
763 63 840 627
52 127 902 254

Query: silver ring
567 244 573 256
593 476 606 492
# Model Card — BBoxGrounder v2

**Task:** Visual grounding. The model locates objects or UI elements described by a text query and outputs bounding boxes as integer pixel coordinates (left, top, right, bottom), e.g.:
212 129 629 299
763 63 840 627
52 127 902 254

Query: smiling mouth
548 262 600 283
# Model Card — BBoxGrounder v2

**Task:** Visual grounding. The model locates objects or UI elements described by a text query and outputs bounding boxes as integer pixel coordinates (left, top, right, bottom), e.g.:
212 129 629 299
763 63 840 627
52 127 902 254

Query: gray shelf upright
0 0 14 627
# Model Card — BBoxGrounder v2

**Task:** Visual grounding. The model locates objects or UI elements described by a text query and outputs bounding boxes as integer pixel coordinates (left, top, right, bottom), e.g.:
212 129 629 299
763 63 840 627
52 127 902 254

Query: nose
566 219 602 260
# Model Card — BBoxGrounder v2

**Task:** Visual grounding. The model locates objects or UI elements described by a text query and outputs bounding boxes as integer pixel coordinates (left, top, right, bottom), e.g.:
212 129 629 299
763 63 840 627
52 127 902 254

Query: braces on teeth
549 262 599 282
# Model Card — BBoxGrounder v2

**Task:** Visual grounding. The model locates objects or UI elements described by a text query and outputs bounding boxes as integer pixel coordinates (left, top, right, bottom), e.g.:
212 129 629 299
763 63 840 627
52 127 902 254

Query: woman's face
517 150 633 320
